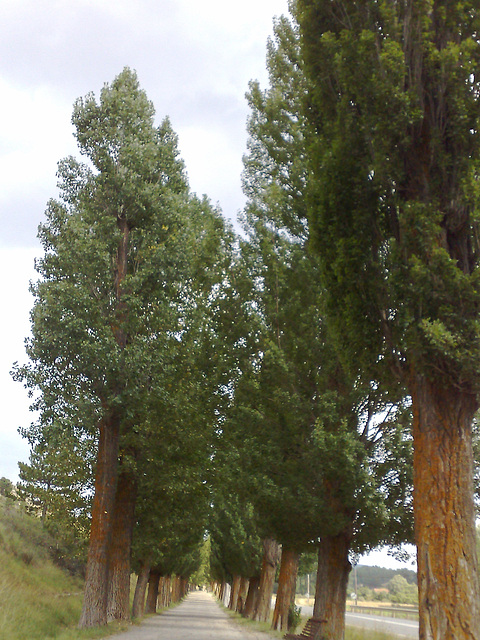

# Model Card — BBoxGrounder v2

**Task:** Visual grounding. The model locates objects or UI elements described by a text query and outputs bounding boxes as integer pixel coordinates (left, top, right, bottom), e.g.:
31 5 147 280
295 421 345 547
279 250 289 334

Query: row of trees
14 1 480 638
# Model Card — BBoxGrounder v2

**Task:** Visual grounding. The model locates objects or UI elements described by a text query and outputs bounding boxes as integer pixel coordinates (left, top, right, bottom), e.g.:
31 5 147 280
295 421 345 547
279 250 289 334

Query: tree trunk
243 576 260 618
219 581 226 604
145 570 161 614
107 467 137 621
159 575 171 609
253 538 280 622
78 212 130 628
171 575 182 603
410 375 480 640
78 414 121 627
236 576 249 614
313 532 352 640
132 558 151 619
229 574 241 611
272 548 299 632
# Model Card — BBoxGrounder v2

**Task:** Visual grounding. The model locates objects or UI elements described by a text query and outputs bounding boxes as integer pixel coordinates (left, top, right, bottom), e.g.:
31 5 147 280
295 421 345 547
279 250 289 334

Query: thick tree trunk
243 576 260 618
107 467 137 621
159 575 171 609
253 538 280 622
145 570 161 614
313 532 352 640
180 577 189 599
171 575 182 603
236 576 249 614
229 574 242 611
410 376 480 640
78 414 121 628
132 558 151 619
272 548 299 632
79 214 131 628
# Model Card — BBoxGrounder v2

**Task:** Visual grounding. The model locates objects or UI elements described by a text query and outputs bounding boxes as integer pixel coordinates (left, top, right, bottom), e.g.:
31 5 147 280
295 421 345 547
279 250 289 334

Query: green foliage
288 603 302 631
0 496 88 640
296 0 480 391
386 574 418 605
13 68 237 586
231 9 413 563
0 477 15 499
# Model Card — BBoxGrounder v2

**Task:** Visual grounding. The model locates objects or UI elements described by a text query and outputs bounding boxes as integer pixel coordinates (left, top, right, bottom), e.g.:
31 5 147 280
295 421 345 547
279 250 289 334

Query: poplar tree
15 68 202 627
296 2 480 637
240 13 413 638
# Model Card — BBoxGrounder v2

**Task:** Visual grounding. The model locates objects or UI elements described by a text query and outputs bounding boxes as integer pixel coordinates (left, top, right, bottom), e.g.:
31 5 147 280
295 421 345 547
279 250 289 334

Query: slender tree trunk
253 538 280 622
272 548 299 632
243 576 260 618
78 414 121 627
107 467 137 621
229 574 242 611
236 576 249 614
410 375 480 640
132 558 151 619
313 532 352 640
145 570 161 614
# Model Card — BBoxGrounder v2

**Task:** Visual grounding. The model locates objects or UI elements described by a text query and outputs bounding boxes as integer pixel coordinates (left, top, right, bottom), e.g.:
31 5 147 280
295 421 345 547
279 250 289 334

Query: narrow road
109 591 271 640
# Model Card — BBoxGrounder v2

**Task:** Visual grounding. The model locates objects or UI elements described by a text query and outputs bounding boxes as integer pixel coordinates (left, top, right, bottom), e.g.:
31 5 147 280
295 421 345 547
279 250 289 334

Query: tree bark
313 532 352 640
219 581 226 604
229 574 242 611
145 570 161 614
410 375 480 640
107 467 137 621
171 575 182 603
159 575 171 609
236 576 249 614
78 413 121 627
132 558 151 619
272 548 299 632
253 538 280 622
243 576 260 618
78 213 130 628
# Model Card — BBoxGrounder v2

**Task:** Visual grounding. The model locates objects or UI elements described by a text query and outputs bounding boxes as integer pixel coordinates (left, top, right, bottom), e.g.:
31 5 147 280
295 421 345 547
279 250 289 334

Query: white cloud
0 78 75 199
0 248 38 482
0 0 291 478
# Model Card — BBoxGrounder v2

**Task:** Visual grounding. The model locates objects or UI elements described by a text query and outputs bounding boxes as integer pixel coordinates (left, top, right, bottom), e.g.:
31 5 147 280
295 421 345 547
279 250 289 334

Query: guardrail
346 604 419 620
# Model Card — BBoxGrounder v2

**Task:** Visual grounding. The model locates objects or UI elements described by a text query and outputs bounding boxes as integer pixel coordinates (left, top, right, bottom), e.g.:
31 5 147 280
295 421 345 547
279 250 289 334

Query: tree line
12 2 480 639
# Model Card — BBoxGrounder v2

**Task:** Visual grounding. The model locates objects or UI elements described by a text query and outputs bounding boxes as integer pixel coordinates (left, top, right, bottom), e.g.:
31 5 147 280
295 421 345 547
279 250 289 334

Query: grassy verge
221 601 399 640
0 497 130 640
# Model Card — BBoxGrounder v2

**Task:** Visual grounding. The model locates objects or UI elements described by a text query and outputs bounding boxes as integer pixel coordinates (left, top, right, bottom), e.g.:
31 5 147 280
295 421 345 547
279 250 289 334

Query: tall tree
15 68 200 627
239 13 413 638
296 1 480 637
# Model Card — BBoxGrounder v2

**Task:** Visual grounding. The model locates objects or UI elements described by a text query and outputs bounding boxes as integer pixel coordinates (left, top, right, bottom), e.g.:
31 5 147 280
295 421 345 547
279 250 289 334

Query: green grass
0 497 129 640
222 602 399 640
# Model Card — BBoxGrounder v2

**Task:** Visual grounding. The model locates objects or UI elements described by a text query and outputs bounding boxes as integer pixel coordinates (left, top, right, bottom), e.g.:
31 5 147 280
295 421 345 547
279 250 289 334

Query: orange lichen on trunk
313 532 352 640
272 548 299 632
411 375 480 640
253 538 280 622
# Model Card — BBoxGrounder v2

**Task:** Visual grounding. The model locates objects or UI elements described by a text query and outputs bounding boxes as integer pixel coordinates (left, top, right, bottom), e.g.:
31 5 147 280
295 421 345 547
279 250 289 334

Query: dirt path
108 591 273 640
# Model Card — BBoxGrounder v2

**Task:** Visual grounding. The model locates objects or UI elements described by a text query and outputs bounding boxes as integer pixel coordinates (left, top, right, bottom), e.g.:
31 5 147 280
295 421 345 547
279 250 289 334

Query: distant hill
349 564 417 591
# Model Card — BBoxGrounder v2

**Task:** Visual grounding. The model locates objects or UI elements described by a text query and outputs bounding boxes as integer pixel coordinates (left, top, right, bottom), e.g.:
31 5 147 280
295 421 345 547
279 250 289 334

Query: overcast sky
0 0 415 571
0 0 291 479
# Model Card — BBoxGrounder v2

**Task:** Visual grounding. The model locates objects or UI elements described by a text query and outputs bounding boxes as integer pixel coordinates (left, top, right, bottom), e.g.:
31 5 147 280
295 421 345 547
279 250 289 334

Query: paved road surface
109 591 270 640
